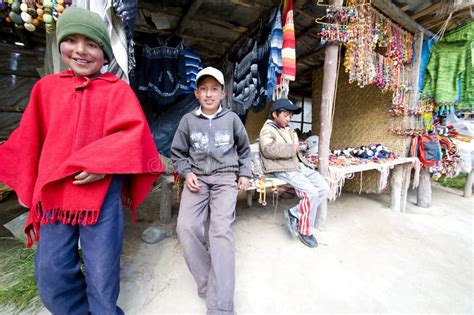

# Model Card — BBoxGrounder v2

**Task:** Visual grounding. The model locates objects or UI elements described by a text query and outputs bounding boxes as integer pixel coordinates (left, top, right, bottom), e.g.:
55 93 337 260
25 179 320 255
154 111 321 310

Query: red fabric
0 70 164 247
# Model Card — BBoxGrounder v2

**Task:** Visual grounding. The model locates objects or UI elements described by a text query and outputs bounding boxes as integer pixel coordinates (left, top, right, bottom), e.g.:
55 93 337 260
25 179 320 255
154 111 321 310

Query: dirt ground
119 184 473 314
2 183 473 314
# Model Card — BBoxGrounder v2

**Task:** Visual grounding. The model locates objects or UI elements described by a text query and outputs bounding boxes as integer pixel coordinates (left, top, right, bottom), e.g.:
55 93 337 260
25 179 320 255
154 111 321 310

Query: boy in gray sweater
171 67 251 315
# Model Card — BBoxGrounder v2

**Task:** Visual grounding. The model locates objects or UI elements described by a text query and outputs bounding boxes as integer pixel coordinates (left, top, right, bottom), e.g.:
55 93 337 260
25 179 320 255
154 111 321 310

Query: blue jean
35 176 125 315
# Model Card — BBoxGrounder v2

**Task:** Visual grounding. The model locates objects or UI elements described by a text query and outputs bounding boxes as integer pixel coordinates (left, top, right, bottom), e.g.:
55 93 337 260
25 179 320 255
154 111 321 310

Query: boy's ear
271 111 277 119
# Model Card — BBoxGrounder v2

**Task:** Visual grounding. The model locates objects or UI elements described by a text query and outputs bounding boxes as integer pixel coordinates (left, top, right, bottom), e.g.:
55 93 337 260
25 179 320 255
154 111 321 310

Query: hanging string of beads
317 1 418 121
2 0 70 34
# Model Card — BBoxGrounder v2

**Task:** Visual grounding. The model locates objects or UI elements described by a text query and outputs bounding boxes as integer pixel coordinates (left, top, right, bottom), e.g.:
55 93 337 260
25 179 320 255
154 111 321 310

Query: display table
158 153 421 225
327 157 421 213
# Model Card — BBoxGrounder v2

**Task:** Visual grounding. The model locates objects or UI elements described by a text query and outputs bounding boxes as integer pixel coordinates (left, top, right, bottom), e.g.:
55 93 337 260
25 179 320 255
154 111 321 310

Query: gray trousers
177 173 237 315
274 163 330 235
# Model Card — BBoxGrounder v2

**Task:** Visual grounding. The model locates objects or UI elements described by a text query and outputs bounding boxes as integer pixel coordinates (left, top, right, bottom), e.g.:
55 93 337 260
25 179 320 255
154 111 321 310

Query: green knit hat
56 7 114 62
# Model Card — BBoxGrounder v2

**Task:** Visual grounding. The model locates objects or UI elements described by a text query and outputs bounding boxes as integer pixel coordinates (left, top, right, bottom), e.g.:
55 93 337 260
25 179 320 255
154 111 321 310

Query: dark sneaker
298 233 318 248
284 209 299 237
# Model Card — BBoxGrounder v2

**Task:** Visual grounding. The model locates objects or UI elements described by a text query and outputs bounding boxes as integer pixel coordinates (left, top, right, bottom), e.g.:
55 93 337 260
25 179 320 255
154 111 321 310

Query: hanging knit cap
56 7 114 62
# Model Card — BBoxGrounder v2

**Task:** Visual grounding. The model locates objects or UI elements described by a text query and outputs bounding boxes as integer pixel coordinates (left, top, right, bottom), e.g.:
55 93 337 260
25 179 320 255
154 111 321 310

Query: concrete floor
3 183 473 314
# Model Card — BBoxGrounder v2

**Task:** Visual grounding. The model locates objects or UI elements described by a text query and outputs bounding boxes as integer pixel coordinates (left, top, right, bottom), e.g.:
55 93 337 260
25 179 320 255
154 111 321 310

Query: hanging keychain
256 177 267 206
172 173 182 201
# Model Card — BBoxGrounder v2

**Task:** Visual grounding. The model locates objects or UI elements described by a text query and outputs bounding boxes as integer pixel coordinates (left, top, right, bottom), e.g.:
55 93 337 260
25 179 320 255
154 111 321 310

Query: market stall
0 0 472 227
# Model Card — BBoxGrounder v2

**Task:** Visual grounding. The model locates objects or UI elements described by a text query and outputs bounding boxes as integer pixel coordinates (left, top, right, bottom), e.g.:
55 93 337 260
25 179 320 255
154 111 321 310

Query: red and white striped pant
274 163 330 236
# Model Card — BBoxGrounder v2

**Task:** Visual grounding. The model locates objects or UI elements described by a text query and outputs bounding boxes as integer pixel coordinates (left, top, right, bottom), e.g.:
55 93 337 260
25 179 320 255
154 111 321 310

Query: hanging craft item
172 172 182 201
323 143 398 167
256 177 267 206
278 0 296 98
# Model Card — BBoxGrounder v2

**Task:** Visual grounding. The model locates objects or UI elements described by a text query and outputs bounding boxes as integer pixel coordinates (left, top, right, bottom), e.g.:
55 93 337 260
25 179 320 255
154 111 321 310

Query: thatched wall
311 62 408 193
311 65 406 156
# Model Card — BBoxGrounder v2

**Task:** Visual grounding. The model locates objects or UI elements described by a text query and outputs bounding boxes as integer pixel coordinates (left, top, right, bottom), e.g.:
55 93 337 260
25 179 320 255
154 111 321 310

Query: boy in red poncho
0 7 164 314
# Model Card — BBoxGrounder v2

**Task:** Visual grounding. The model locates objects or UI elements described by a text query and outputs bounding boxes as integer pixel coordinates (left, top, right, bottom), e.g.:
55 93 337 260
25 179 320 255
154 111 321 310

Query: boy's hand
238 177 250 192
185 172 201 192
73 171 106 185
295 143 301 153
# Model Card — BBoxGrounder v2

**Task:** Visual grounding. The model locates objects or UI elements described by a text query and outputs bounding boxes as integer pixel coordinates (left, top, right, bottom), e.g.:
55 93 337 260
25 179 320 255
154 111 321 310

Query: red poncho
0 70 164 247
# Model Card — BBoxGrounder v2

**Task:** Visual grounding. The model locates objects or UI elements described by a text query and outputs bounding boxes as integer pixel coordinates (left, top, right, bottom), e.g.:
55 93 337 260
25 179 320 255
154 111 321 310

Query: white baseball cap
195 67 225 86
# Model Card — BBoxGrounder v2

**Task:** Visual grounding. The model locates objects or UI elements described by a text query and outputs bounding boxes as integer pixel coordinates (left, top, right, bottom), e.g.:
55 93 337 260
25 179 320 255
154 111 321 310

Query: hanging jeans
34 176 125 315
274 163 330 236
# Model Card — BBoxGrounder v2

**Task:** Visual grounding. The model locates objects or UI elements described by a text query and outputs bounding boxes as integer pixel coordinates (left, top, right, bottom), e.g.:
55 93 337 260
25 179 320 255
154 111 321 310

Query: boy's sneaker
284 209 299 237
297 233 318 248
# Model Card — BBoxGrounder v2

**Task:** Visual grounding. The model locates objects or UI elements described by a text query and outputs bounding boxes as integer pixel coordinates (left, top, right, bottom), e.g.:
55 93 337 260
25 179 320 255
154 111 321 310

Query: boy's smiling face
60 34 105 78
194 76 225 115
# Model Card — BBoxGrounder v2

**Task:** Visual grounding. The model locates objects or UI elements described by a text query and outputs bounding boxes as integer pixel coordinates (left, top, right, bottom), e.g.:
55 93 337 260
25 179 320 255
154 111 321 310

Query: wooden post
464 170 473 198
417 168 432 207
390 166 403 212
409 32 424 129
247 190 254 207
176 0 203 35
300 96 304 132
407 32 433 208
316 0 342 228
160 176 173 224
400 165 412 213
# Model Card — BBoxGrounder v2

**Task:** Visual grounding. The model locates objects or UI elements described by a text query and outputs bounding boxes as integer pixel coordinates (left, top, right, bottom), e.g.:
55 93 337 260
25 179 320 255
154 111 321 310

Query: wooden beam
294 0 306 11
180 34 232 48
400 4 410 12
229 0 266 9
408 32 423 120
194 16 248 33
0 106 25 113
296 24 319 40
288 88 312 98
298 45 325 64
295 8 319 21
0 69 39 77
411 2 441 20
371 0 434 37
298 62 324 78
13 28 33 50
424 10 469 30
0 43 42 56
298 38 313 51
176 0 203 35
